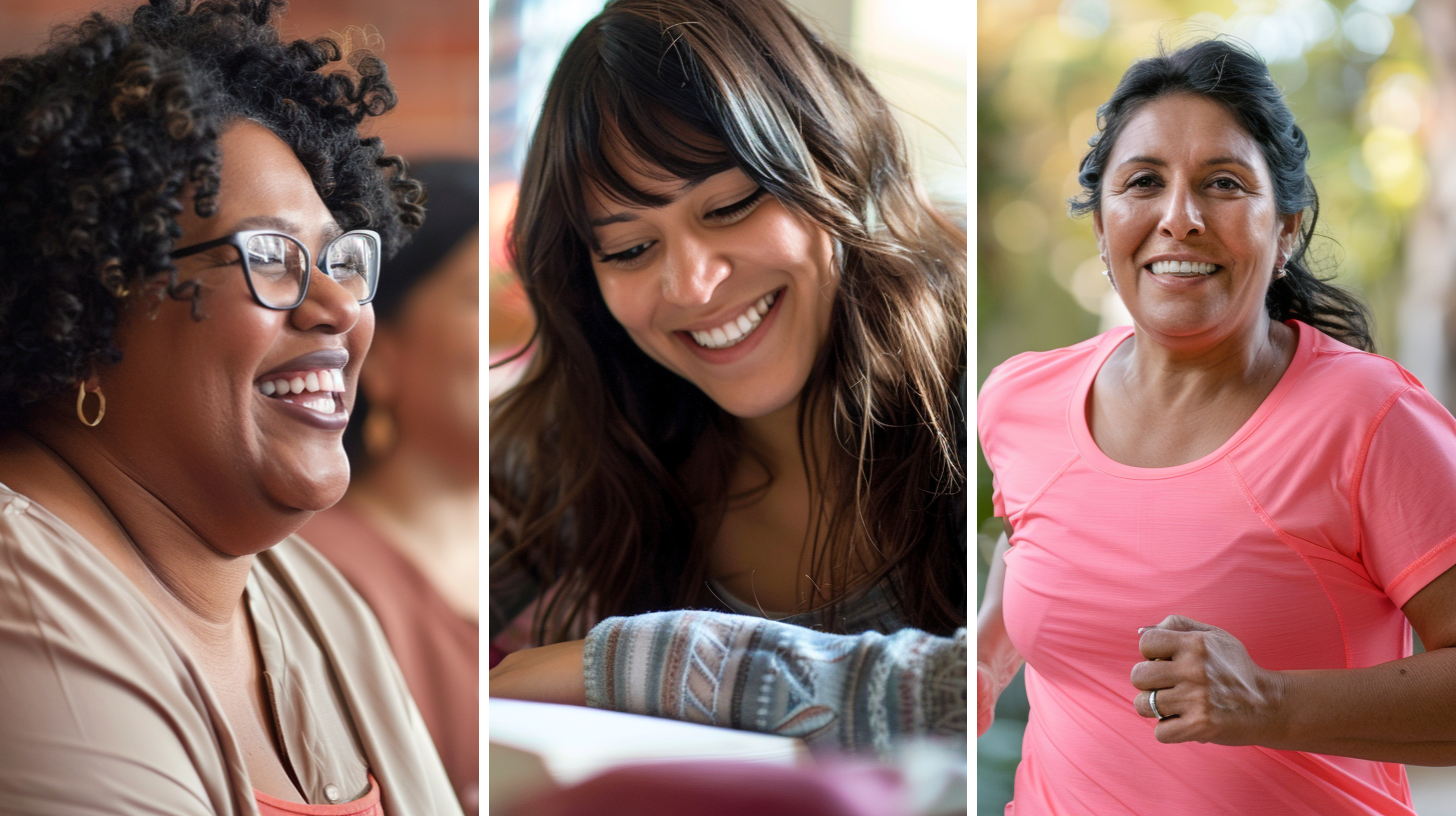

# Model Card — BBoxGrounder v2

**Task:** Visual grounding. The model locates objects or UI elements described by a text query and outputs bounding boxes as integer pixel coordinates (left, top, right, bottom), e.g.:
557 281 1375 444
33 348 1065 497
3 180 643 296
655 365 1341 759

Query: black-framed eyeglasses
171 229 382 310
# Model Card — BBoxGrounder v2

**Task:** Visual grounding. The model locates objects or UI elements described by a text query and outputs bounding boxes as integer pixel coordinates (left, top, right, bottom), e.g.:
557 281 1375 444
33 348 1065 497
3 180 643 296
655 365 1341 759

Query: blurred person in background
0 1 462 813
978 39 1456 815
489 0 966 755
299 159 480 815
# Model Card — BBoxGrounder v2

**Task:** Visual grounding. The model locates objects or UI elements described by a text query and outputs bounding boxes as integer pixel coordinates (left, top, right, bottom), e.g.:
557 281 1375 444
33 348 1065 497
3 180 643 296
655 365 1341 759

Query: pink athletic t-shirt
978 320 1456 816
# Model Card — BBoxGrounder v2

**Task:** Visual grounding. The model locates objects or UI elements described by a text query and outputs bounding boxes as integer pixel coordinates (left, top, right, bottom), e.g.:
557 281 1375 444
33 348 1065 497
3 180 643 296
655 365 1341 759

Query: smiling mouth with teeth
688 290 778 350
257 368 345 413
1148 260 1219 277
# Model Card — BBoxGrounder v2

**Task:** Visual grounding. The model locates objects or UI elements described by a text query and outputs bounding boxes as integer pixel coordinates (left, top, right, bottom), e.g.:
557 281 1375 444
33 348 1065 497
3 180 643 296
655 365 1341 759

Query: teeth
689 290 778 350
1149 261 1218 277
257 368 346 397
299 395 335 413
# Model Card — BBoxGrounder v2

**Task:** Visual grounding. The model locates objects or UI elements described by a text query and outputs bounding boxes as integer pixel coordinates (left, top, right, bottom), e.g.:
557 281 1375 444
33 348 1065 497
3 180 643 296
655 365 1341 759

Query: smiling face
1093 93 1301 349
97 120 372 553
586 162 837 419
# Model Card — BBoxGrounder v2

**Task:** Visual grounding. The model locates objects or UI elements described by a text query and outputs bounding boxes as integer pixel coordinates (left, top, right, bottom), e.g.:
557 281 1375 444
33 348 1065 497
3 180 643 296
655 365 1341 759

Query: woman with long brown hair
489 0 967 750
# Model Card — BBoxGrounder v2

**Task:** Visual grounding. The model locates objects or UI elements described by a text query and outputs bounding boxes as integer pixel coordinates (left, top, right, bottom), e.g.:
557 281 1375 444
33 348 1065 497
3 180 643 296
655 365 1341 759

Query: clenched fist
1130 615 1288 746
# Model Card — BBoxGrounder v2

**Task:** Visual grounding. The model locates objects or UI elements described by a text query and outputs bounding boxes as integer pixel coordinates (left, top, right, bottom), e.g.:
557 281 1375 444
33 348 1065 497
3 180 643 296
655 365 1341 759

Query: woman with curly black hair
0 2 459 814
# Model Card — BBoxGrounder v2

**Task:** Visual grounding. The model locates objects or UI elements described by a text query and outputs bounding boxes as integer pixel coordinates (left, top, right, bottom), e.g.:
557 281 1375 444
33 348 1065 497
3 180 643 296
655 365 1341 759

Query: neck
345 442 478 558
736 397 813 479
1121 314 1293 404
3 422 254 634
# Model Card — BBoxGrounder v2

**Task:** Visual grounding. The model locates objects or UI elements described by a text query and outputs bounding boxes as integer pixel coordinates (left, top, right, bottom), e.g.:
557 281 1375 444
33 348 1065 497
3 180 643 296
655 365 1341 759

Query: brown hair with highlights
490 0 966 643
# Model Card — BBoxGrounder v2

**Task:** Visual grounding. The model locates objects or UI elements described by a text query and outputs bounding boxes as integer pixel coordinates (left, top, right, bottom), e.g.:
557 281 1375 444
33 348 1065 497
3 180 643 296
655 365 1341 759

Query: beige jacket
0 484 462 816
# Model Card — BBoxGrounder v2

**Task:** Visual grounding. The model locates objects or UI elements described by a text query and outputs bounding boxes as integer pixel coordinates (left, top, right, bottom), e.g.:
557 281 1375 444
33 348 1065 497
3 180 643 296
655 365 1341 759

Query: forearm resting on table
585 610 967 756
1264 647 1456 765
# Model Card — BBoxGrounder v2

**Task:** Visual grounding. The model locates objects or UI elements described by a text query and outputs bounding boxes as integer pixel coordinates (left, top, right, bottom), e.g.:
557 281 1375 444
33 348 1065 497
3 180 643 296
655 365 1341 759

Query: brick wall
0 0 478 159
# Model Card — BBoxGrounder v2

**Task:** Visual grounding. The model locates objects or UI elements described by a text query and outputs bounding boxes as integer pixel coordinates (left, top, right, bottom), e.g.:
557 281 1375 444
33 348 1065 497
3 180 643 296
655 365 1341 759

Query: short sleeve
1355 386 1456 607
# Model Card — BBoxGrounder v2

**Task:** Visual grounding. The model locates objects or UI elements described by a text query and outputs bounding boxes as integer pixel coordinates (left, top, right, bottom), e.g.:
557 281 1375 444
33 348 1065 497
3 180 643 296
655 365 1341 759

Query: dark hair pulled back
1069 38 1373 351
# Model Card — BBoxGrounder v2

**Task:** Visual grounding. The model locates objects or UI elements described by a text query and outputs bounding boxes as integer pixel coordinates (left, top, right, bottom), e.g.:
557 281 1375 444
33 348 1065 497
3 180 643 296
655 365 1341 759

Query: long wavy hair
1069 38 1373 350
0 0 423 428
491 0 967 643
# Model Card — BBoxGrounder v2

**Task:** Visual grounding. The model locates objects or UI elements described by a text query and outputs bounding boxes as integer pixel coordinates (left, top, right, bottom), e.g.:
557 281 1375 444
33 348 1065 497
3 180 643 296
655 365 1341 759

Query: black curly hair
0 0 425 428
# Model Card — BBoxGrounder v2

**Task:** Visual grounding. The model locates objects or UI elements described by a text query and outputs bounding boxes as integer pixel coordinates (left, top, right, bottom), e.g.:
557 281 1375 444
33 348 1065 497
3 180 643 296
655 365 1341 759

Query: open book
489 699 808 809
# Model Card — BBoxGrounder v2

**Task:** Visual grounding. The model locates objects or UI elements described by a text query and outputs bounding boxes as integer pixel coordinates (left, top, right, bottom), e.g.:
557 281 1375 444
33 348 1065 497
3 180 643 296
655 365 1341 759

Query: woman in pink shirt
978 40 1456 814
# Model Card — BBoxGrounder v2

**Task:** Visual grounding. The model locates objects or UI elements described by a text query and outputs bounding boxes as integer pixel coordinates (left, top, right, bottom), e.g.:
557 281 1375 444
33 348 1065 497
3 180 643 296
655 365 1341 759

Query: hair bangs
561 66 737 248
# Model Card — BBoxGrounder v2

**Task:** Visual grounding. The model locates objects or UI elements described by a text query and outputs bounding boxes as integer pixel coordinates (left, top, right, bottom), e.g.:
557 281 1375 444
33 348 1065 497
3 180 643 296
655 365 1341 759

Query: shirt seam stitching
1224 458 1354 669
1349 386 1411 567
1385 530 1456 605
1010 452 1081 531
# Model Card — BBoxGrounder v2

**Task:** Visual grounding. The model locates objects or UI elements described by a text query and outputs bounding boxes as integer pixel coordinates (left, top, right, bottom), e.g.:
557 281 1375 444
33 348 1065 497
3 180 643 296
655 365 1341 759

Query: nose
660 232 730 307
290 267 362 334
1159 184 1205 241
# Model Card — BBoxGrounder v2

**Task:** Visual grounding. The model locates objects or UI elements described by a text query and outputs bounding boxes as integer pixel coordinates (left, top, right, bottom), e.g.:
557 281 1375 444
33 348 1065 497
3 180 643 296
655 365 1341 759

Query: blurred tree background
974 0 1456 813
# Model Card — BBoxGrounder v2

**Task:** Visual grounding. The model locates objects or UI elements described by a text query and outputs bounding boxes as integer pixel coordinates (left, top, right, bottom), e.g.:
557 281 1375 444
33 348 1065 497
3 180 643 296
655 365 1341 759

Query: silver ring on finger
1149 688 1166 720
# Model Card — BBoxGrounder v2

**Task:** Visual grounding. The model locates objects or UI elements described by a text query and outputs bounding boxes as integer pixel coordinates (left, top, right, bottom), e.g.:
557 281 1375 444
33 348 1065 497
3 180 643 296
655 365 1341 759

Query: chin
707 385 802 419
265 459 351 514
1133 305 1230 339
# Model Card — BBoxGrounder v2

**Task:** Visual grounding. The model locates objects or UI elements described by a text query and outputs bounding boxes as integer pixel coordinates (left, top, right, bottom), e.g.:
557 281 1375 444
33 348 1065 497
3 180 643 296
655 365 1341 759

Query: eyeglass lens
242 232 379 307
324 232 379 302
244 234 307 308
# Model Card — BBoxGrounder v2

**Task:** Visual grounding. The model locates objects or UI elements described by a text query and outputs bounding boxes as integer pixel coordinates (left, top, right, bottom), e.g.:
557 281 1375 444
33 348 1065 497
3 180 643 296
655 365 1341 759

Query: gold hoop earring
77 383 105 427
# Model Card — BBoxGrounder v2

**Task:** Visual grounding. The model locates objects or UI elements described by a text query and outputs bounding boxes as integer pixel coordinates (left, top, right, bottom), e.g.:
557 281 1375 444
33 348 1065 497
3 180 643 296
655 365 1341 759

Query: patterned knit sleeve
582 610 967 756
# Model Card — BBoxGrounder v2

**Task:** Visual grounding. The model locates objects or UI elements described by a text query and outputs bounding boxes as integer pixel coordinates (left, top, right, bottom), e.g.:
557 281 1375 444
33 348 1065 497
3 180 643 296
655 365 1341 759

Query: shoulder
1301 324 1422 392
0 486 173 656
1287 322 1430 431
0 488 231 813
978 330 1116 446
980 332 1111 400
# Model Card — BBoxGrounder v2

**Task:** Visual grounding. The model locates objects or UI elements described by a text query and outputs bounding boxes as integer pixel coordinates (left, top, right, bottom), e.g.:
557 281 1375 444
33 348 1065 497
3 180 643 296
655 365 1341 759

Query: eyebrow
228 215 344 244
1118 155 1258 172
587 177 709 228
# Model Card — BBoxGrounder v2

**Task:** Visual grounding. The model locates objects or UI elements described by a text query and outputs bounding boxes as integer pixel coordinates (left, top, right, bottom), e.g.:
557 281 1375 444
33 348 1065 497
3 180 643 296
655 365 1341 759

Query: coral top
255 777 381 815
978 320 1456 815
